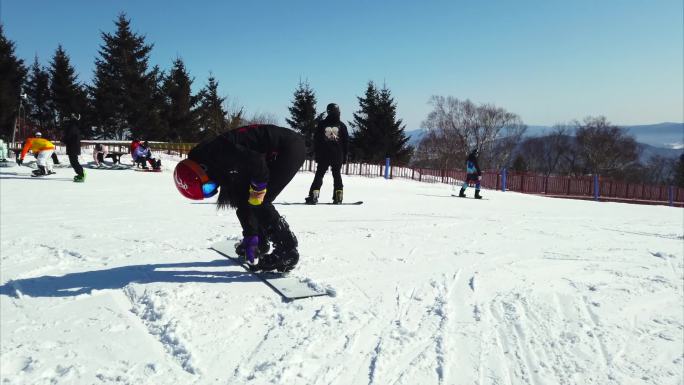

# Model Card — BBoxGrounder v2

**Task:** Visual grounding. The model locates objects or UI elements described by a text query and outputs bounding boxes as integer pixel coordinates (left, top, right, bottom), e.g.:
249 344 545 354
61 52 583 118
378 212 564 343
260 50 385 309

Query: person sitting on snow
17 132 56 176
93 143 108 167
458 148 483 199
0 139 8 162
133 141 161 170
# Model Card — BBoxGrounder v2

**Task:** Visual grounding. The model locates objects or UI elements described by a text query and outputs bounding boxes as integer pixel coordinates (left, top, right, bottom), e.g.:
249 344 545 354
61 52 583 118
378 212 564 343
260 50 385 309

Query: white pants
93 151 106 164
36 150 54 172
0 140 7 161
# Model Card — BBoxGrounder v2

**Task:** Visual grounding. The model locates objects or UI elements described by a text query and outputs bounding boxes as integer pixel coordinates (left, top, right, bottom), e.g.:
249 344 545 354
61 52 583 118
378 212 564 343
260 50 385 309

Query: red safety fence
298 159 684 206
34 141 677 207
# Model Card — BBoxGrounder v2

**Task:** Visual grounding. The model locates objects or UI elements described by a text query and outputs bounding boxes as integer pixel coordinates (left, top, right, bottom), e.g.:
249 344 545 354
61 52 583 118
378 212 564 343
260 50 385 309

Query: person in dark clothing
51 151 60 165
62 113 85 182
305 103 349 204
458 148 482 199
174 124 306 273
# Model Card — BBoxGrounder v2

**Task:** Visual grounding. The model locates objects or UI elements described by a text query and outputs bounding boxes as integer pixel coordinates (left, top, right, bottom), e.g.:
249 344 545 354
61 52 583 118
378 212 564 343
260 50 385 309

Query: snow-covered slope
1 155 682 385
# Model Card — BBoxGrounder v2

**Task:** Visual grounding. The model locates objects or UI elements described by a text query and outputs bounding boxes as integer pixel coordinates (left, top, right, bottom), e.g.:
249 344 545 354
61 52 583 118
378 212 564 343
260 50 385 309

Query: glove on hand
243 235 259 264
248 181 267 206
478 175 482 181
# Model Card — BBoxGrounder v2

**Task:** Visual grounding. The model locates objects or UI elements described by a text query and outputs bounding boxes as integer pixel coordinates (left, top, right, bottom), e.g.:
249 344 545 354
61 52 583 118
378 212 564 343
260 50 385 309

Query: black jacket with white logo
313 117 348 165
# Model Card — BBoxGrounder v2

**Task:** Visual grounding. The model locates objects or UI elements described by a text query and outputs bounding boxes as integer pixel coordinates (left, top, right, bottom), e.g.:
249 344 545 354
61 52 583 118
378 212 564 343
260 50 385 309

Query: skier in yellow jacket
18 132 56 177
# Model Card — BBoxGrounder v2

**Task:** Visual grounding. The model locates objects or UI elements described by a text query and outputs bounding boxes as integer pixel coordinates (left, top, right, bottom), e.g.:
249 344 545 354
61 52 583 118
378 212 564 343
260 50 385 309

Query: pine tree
349 81 379 161
163 58 198 142
49 45 87 130
285 80 317 155
91 13 157 139
24 56 54 132
511 154 528 172
674 153 684 188
196 75 229 139
350 81 412 163
0 25 27 142
375 85 412 163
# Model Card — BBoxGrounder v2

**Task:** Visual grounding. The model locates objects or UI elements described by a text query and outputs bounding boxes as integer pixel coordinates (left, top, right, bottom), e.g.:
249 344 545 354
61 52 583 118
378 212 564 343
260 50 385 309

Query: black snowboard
278 201 364 206
451 194 487 200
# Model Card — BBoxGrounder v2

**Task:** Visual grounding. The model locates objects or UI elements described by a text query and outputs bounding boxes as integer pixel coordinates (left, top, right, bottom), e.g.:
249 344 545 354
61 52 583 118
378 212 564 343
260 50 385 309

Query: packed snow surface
1 155 683 385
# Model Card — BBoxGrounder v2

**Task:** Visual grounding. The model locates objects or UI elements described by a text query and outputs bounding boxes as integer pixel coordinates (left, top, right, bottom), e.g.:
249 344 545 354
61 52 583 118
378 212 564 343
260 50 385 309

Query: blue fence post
384 157 390 179
668 185 674 207
593 174 599 201
501 168 507 192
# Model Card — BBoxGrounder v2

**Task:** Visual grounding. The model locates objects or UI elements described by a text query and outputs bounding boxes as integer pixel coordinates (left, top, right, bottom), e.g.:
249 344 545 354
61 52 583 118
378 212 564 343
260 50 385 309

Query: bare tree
575 116 639 175
245 111 279 125
519 124 574 176
641 155 677 184
419 95 526 170
412 129 463 169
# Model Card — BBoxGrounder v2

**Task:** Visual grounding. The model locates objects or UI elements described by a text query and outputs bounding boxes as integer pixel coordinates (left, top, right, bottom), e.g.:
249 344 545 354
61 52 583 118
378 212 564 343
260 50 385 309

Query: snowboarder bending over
173 124 306 273
458 148 483 199
62 113 86 182
17 132 56 177
305 103 349 205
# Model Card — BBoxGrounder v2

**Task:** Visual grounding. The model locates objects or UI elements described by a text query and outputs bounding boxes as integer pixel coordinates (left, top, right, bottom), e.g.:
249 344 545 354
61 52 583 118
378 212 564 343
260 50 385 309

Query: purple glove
243 235 259 264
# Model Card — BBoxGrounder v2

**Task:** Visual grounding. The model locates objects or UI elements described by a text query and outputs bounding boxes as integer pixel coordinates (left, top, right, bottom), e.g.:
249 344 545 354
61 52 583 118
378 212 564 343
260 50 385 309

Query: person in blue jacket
458 148 483 199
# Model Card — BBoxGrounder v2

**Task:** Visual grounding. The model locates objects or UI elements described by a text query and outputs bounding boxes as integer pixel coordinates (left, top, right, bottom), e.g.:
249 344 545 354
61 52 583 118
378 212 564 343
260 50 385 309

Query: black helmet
326 103 340 120
469 148 479 157
326 103 339 114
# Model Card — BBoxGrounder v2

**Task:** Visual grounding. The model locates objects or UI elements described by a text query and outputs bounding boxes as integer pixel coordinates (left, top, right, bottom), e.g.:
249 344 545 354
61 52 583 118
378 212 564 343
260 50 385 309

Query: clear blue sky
3 0 683 129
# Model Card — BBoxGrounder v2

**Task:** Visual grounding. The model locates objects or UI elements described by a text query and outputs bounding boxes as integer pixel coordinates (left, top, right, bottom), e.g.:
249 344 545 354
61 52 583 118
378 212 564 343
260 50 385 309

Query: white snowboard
210 240 330 301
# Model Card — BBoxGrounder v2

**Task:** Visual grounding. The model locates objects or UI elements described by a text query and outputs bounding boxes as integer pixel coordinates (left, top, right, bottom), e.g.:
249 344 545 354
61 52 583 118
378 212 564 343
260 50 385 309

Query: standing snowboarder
305 103 349 204
458 149 483 199
17 132 56 176
63 113 85 182
173 124 306 273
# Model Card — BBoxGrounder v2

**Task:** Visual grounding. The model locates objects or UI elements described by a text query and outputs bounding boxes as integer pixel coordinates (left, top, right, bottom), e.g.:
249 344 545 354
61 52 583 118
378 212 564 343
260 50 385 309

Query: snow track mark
123 286 198 375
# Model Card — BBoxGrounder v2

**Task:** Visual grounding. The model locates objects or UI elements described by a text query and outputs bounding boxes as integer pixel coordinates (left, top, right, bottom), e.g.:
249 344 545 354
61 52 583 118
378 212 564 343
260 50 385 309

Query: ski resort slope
1 159 683 385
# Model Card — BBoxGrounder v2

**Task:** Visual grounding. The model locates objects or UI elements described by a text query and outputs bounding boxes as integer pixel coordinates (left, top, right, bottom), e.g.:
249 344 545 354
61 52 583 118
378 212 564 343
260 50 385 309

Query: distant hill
405 123 684 159
524 122 683 150
405 129 426 147
623 123 683 150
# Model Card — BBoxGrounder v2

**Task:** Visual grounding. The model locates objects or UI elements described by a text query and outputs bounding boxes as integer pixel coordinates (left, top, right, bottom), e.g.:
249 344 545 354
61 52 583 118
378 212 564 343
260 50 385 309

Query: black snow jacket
62 120 81 156
188 124 305 235
313 117 348 165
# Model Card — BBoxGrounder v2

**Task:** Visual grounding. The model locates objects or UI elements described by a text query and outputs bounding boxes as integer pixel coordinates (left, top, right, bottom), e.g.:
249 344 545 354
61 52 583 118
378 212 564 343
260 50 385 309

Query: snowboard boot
332 189 343 204
257 216 299 273
305 190 319 205
474 189 483 199
32 166 47 177
458 187 466 198
73 173 86 183
154 159 162 170
234 234 271 259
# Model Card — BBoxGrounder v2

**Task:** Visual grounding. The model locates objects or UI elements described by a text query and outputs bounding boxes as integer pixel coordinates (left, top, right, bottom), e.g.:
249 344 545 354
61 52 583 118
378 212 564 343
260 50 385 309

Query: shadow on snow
0 260 256 298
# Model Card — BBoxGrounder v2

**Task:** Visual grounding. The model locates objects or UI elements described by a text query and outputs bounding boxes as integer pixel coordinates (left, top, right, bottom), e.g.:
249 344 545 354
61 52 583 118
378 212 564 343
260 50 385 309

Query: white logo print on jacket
324 126 339 141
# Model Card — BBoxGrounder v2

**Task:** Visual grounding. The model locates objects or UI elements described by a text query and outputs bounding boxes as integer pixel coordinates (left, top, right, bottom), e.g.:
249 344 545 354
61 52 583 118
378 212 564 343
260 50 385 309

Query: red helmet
173 159 217 200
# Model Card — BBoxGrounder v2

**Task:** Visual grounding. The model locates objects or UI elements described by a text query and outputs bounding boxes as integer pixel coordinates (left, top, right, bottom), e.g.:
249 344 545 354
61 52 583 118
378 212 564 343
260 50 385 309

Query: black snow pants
68 154 84 177
309 160 343 195
236 136 306 235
